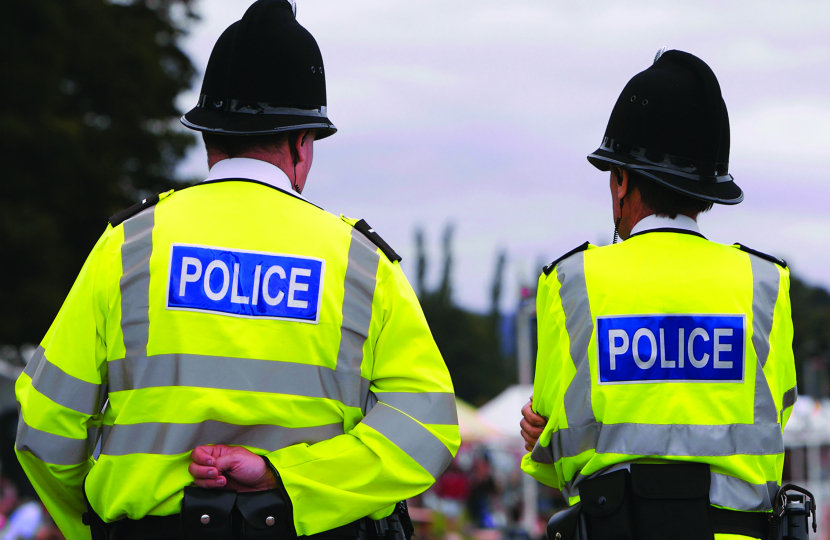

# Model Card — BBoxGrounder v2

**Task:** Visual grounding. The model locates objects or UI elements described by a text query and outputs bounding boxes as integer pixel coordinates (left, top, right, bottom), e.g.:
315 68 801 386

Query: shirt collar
203 158 306 200
629 214 702 236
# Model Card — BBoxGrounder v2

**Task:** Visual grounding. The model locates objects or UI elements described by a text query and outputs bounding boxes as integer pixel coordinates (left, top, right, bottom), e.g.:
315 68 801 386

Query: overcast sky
176 0 830 312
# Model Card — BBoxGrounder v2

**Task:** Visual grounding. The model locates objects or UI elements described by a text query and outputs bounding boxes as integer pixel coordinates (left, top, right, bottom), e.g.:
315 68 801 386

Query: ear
616 168 630 201
290 129 313 165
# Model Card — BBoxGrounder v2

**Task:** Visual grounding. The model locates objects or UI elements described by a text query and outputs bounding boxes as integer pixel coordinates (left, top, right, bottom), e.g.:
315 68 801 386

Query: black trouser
548 463 770 540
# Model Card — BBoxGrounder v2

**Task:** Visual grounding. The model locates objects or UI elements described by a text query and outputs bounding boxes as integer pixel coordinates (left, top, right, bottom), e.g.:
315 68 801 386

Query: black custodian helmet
587 50 742 205
181 0 336 139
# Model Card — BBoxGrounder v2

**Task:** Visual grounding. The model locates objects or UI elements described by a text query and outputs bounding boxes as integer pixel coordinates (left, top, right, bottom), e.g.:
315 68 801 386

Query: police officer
15 1 460 538
519 50 796 540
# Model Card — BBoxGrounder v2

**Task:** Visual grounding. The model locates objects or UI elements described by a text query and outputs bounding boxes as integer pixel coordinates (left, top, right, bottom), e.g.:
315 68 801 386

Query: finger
190 446 217 467
520 418 544 438
192 476 227 489
525 443 534 452
188 462 219 480
521 430 538 450
522 404 547 427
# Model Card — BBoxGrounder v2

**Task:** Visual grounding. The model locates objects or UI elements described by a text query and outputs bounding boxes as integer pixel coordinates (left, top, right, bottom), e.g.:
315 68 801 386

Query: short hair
619 169 714 218
202 132 290 158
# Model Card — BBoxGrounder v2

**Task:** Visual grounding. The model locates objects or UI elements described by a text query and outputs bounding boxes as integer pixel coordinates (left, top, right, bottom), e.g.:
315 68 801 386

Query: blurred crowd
409 444 566 540
0 410 63 540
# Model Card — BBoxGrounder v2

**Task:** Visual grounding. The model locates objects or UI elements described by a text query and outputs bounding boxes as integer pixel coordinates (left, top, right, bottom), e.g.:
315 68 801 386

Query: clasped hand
520 397 548 452
188 445 278 492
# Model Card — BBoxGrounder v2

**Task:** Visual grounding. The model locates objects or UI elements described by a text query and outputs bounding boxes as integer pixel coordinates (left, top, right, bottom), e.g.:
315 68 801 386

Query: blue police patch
166 244 325 323
596 315 745 384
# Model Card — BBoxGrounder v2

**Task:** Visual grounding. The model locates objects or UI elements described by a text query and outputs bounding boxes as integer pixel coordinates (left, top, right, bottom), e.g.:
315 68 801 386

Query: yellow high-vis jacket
16 180 460 539
521 230 796 514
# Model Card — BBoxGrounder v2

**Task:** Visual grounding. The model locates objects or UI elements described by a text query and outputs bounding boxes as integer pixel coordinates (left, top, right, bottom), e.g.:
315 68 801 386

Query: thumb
214 452 245 473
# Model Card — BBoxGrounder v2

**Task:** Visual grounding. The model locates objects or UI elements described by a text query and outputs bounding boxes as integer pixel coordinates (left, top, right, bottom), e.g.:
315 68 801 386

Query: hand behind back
188 445 278 492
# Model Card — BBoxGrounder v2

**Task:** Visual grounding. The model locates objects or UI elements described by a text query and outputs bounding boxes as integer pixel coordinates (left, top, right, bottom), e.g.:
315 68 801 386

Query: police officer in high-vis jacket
15 2 460 539
520 50 796 540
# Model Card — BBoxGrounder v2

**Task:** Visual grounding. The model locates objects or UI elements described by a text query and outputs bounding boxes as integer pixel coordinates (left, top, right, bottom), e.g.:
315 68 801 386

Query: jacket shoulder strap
341 216 402 263
543 241 591 276
734 243 787 269
109 190 173 227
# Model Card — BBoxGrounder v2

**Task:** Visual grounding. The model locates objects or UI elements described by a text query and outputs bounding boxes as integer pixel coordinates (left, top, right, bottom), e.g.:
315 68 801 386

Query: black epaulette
542 241 590 276
735 243 787 268
354 219 402 263
109 193 161 227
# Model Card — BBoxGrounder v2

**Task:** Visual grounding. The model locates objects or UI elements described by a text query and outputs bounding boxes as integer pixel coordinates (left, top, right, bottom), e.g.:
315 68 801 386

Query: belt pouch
579 469 635 540
236 489 294 540
630 463 714 540
182 486 236 540
546 502 582 540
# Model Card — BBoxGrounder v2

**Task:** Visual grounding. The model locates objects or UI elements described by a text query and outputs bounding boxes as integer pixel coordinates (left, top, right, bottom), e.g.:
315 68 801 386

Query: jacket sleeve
265 254 460 536
763 265 797 430
15 228 113 540
520 269 573 490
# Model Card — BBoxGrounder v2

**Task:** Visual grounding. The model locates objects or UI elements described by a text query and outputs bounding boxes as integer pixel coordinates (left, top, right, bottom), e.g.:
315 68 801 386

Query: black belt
89 498 413 540
711 507 770 540
105 514 375 540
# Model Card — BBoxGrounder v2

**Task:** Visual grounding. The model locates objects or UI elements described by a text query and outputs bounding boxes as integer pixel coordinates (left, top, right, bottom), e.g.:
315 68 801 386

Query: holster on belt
237 489 293 540
580 469 635 540
181 486 237 540
629 463 714 540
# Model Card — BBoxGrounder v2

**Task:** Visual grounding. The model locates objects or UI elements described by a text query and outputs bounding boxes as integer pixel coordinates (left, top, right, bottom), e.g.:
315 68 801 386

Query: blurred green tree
415 225 515 406
0 0 197 345
790 276 830 396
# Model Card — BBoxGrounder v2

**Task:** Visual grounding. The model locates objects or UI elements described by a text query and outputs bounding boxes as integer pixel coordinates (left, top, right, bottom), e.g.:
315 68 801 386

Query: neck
208 150 299 189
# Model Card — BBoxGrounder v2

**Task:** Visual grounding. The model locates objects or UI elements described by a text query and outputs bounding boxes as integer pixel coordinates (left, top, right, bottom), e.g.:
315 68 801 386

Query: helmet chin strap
613 167 625 244
293 161 301 193
613 197 624 244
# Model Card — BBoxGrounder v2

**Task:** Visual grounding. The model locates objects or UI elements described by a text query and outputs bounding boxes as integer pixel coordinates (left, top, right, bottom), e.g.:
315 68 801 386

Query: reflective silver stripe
754 358 779 426
557 252 593 372
748 254 783 427
16 417 92 466
362 403 453 479
100 421 343 456
564 422 782 458
107 354 369 409
375 392 458 425
24 346 103 415
531 439 555 464
336 229 380 410
710 473 777 511
534 420 784 464
22 345 46 375
782 386 798 411
557 252 599 442
781 386 798 422
748 256 780 369
120 208 156 358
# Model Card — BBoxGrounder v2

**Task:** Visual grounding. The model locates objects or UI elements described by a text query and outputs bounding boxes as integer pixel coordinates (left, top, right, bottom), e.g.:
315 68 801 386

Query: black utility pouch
546 502 582 540
630 463 714 540
182 486 237 540
237 489 294 540
580 469 635 540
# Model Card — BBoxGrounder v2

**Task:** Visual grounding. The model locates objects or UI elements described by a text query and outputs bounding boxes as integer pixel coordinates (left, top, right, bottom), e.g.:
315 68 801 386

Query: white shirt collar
629 214 702 236
203 158 306 200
